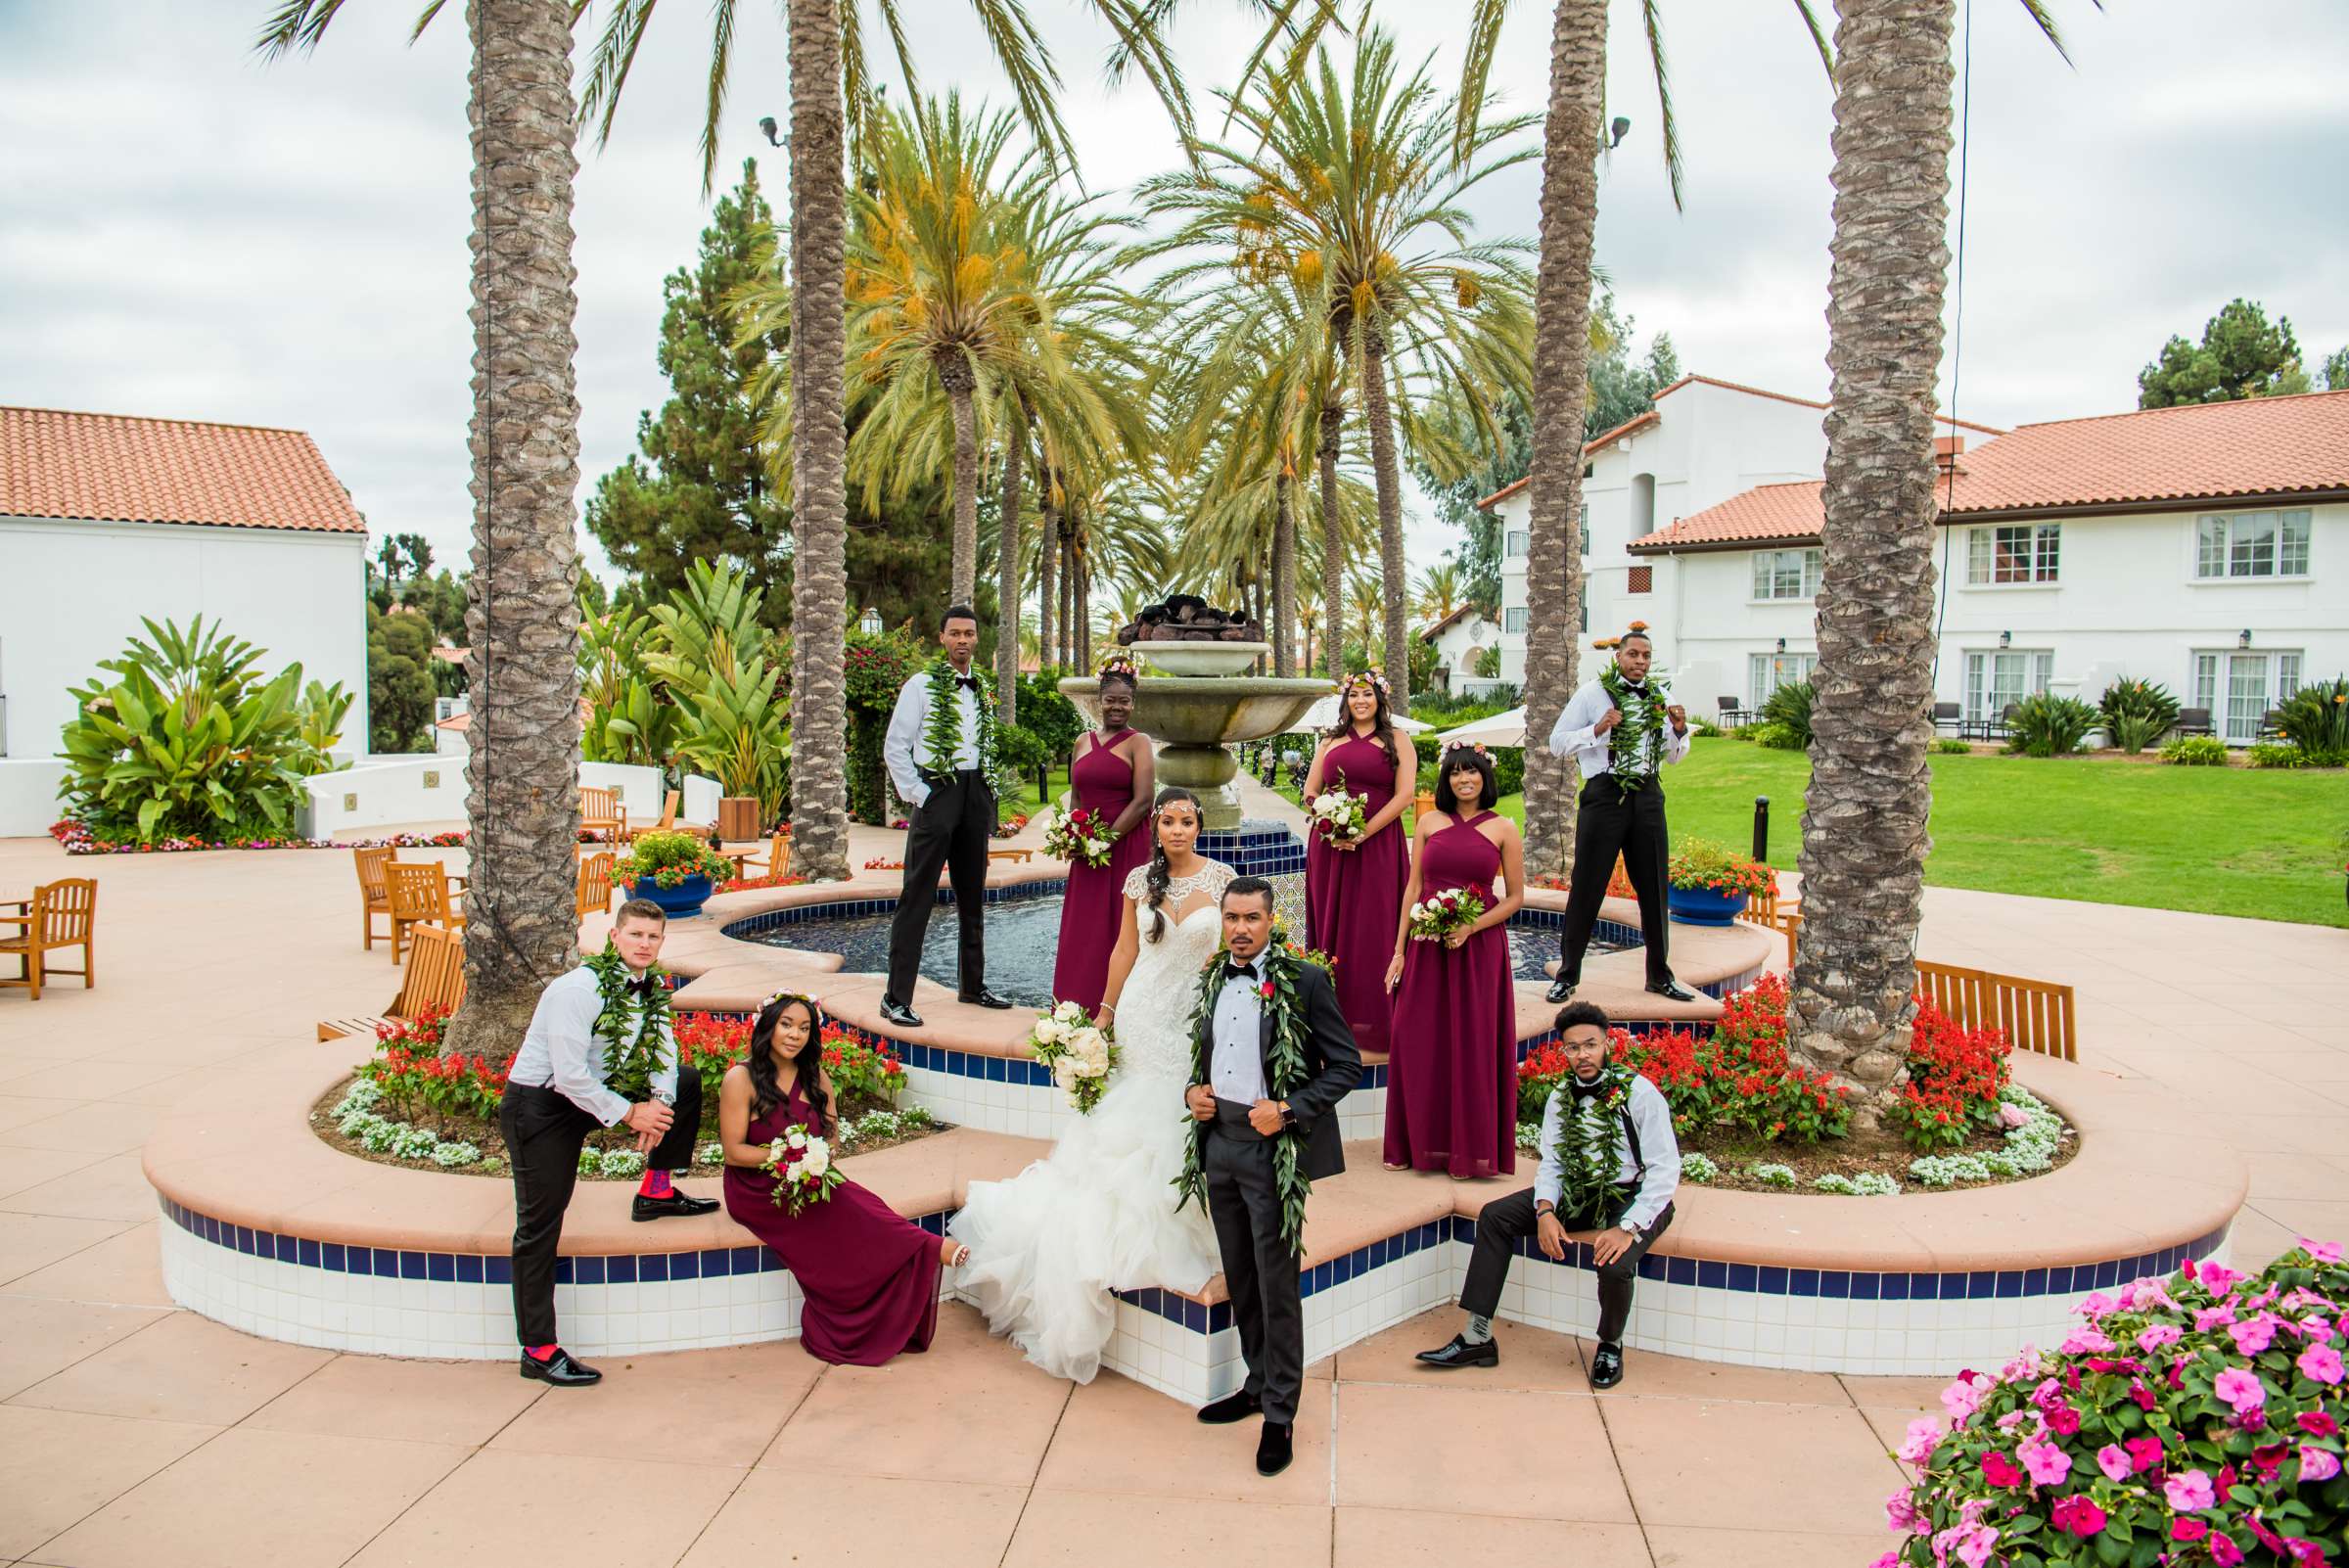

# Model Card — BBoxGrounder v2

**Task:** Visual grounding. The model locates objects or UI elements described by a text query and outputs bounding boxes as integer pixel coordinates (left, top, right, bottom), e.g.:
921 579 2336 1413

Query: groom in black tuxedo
1182 876 1361 1477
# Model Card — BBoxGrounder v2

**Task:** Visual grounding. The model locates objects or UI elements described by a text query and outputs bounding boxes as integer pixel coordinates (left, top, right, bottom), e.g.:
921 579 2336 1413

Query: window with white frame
1505 530 1529 558
1962 649 2053 722
2191 648 2306 744
1750 547 1823 601
1503 606 1527 632
2195 509 2312 578
1579 503 1590 555
1966 524 2060 584
1747 651 1818 711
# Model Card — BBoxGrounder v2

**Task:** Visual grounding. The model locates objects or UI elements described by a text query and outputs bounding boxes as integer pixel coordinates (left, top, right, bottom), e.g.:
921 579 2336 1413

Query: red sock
639 1169 673 1198
525 1343 558 1361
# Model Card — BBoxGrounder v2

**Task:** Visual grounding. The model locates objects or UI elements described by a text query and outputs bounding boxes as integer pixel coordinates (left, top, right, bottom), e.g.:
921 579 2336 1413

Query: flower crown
758 989 819 1016
1096 654 1140 681
1340 669 1391 698
1443 741 1495 762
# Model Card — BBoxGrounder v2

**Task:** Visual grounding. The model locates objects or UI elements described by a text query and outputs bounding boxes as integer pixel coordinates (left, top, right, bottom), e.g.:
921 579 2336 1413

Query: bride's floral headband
1340 669 1391 698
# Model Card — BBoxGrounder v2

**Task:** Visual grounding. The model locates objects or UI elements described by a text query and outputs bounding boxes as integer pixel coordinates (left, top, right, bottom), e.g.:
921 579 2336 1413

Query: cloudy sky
4 0 2344 590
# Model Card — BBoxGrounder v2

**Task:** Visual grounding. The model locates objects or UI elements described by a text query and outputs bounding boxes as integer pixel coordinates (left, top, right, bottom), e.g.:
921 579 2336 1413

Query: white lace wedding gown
949 860 1230 1383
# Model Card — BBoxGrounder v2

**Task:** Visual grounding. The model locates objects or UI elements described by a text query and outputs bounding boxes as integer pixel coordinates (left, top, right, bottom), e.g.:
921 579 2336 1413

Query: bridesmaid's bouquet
1306 774 1368 843
760 1124 844 1215
1027 1000 1118 1113
1406 886 1488 943
1039 805 1116 869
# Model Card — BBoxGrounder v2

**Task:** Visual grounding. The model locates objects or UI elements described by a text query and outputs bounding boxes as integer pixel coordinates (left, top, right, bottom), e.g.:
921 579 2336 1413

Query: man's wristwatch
1617 1218 1640 1237
1535 1200 1556 1217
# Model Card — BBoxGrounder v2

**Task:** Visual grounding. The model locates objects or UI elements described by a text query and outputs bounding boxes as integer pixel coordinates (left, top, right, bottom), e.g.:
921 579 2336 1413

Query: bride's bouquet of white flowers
1038 806 1116 869
1025 999 1119 1114
1305 774 1368 843
1406 885 1487 943
760 1123 844 1216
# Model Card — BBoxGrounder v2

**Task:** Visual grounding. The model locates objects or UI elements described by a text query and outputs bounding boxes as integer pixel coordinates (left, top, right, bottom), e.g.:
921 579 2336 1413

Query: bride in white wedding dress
950 787 1228 1382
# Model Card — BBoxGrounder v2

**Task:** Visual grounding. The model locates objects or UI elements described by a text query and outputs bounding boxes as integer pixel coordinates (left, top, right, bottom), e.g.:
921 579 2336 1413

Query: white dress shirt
508 964 680 1127
883 668 984 807
1210 955 1270 1105
1532 1072 1680 1230
1546 676 1690 779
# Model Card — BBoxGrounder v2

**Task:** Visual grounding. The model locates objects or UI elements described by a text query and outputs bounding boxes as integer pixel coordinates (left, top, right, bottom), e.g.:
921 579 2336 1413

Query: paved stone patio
1 829 2342 1565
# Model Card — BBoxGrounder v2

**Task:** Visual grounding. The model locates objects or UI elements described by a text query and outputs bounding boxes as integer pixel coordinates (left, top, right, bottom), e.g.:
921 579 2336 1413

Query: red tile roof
1632 390 2349 553
0 406 365 532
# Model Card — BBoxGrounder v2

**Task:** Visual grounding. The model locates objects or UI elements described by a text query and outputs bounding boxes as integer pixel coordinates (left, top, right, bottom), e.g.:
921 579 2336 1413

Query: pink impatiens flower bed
1880 1240 2346 1568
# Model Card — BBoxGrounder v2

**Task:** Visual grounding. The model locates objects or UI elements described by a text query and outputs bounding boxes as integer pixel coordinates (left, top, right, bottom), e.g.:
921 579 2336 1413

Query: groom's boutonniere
1258 976 1275 1001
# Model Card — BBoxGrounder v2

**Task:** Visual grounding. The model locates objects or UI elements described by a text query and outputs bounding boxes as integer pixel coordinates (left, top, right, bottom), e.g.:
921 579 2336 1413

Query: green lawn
1271 738 2349 928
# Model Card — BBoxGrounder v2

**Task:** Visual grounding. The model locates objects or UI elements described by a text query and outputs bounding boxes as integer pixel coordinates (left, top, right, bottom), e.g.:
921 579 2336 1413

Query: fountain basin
1130 640 1274 677
1062 672 1330 828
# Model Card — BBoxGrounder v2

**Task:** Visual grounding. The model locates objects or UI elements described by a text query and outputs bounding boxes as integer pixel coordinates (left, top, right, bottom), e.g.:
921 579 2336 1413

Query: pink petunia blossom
2197 1304 2239 1332
2138 1322 2183 1351
1886 1489 1924 1533
1869 1555 1901 1568
2166 1468 2217 1511
1980 1451 2026 1488
2200 1261 2244 1294
1941 1373 1990 1422
2072 1291 2116 1318
2211 1533 2246 1567
2050 1495 2107 1538
2300 1343 2345 1385
2214 1367 2268 1413
2046 1404 2082 1436
2127 1434 2167 1473
2302 1411 2340 1439
2301 1237 2343 1264
2232 1314 2280 1356
1898 1416 1944 1466
2017 1434 2072 1487
2173 1519 2210 1543
2304 1446 2344 1483
2059 1327 2115 1355
2097 1444 2133 1481
2301 1314 2336 1343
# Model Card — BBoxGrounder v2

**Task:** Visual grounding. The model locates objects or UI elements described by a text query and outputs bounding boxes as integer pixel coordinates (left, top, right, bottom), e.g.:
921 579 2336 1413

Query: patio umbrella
1432 706 1529 749
1284 695 1436 734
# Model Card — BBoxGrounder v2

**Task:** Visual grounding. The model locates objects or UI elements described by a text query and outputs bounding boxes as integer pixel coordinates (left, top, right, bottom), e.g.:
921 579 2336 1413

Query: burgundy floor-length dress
1304 732 1408 1054
1050 731 1152 1011
723 1083 941 1365
1382 810 1516 1178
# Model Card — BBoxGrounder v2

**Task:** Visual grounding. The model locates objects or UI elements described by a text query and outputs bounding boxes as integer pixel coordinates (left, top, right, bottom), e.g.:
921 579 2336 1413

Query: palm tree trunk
1076 545 1091 670
442 0 586 1067
1057 524 1074 667
941 357 980 607
1788 0 1955 1122
994 405 1026 723
782 0 852 882
1272 473 1298 677
1357 326 1410 713
1036 492 1058 669
1317 396 1345 681
1520 0 1607 881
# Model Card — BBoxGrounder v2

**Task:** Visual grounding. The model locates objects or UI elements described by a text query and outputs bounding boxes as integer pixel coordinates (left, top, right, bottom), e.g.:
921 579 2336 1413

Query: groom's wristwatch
1277 1100 1296 1128
1617 1218 1640 1237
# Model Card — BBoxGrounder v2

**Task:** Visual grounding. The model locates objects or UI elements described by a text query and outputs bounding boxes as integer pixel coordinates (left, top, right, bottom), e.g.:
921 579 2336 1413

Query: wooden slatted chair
319 924 467 1041
1914 959 2078 1062
624 790 682 842
988 848 1035 864
384 860 466 963
1745 880 1802 966
741 830 791 880
580 785 627 841
576 852 616 919
353 846 394 951
0 878 98 1000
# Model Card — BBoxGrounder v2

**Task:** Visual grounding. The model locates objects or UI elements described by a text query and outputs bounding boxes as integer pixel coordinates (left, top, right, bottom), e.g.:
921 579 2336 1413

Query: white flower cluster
431 1141 483 1168
331 1081 489 1171
1814 1171 1901 1196
1908 1086 2067 1187
1515 1121 1544 1154
1306 786 1367 841
1749 1162 1798 1189
1030 1000 1116 1110
834 1106 936 1149
698 1141 725 1167
770 1124 832 1180
1406 886 1485 941
589 1147 646 1179
1680 1152 1720 1182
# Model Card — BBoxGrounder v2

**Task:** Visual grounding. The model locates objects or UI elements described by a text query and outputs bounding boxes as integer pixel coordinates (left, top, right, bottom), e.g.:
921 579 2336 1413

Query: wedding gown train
948 862 1229 1383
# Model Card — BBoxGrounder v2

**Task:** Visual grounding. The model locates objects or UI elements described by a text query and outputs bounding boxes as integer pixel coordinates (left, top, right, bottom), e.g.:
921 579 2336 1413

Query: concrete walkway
0 828 2342 1567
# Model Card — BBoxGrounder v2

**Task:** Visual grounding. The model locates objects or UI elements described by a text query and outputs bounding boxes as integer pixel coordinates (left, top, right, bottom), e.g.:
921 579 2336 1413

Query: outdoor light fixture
2239 628 2252 649
859 607 883 636
1775 637 1786 653
758 115 782 146
1609 115 1631 149
1999 629 2011 648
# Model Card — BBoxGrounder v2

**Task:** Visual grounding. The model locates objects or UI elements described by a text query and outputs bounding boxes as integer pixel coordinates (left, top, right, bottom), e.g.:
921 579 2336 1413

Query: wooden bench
580 785 627 841
1914 959 2077 1062
0 878 97 1000
988 848 1036 864
318 924 467 1041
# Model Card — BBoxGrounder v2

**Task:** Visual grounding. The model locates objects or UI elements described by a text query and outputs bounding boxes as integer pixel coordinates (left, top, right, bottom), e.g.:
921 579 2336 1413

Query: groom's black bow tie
625 974 654 995
953 673 980 692
1222 962 1259 984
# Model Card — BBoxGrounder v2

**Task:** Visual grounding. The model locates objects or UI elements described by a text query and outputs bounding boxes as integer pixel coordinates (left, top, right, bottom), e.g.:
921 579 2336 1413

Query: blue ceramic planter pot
1667 885 1747 926
634 874 714 918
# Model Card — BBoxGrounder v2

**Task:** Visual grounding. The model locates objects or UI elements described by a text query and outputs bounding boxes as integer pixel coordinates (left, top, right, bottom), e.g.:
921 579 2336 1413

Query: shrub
1750 722 1806 751
1730 723 1762 743
1618 975 1855 1145
1761 679 1816 746
2004 693 2099 758
2098 676 2182 754
2247 744 2308 770
1666 838 1775 899
819 1031 906 1112
1877 1240 2349 1568
1749 1162 1797 1188
2275 676 2349 765
1885 996 2013 1152
1680 1152 1720 1182
1932 737 1972 755
843 624 927 823
994 722 1049 784
2160 735 2230 766
613 830 735 890
1013 674 1085 762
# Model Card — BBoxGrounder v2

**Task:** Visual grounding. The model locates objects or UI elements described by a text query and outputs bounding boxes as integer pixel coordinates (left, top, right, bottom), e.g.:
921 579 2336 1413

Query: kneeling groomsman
1415 1001 1678 1389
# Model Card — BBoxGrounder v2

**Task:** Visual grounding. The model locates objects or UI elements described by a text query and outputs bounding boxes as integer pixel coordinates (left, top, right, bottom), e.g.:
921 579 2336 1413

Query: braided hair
748 994 833 1136
1142 786 1202 945
1323 672 1401 772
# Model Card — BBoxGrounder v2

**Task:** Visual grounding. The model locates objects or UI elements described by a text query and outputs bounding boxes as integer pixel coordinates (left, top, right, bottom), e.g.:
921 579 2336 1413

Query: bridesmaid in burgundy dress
1302 670 1415 1056
1051 661 1155 1011
1381 745 1525 1178
718 994 965 1365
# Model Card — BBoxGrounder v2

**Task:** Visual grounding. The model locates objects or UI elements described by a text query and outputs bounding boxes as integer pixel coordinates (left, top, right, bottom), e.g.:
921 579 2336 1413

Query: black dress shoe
1645 978 1699 1002
1256 1420 1294 1477
519 1348 601 1387
1589 1342 1626 1390
879 996 924 1030
1197 1390 1262 1424
632 1191 720 1222
1544 977 1576 1004
1414 1333 1498 1369
958 988 1015 1009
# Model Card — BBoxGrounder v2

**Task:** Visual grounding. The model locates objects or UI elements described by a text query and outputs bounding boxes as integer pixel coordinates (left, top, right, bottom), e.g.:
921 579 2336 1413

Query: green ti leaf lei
1597 664 1673 789
581 945 674 1104
921 657 1000 794
1551 1064 1637 1219
1174 945 1315 1254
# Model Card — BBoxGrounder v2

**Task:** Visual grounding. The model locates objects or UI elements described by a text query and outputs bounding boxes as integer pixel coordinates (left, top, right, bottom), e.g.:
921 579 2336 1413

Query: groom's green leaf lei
1174 944 1315 1253
1597 664 1672 789
582 944 673 1104
1552 1064 1637 1219
921 657 999 792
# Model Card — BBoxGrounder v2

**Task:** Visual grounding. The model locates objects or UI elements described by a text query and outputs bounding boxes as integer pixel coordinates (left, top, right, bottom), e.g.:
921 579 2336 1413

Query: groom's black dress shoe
1645 978 1699 1003
1197 1390 1261 1424
1544 978 1576 1004
1256 1421 1294 1477
879 996 924 1030
632 1191 720 1222
519 1349 601 1387
1414 1333 1498 1369
958 988 1015 1010
1589 1342 1627 1390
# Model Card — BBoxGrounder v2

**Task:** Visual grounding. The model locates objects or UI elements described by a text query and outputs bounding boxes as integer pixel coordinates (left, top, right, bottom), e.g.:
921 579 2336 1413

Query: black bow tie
953 673 979 692
1222 962 1259 985
625 975 654 995
1570 1076 1608 1101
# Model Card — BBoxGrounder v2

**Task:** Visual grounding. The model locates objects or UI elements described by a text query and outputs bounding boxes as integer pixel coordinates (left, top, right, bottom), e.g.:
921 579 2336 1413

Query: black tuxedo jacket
1191 957 1363 1181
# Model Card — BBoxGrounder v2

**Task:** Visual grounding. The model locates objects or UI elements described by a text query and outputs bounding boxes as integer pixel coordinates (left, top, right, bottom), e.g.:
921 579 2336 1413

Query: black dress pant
1558 773 1674 987
887 769 993 1004
1204 1101 1306 1425
1459 1185 1674 1346
499 1069 703 1348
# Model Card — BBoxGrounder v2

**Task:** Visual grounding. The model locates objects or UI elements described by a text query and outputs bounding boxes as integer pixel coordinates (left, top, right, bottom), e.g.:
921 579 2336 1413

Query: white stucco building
1625 391 2349 739
0 406 371 832
1420 606 1500 695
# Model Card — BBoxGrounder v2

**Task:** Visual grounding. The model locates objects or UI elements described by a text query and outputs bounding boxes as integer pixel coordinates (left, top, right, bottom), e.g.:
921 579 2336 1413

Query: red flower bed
1887 994 2013 1151
717 873 808 894
52 818 468 856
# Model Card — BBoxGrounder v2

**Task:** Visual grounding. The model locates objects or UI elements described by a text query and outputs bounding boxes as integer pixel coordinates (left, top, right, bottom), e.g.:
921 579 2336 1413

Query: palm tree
257 0 587 1060
1141 27 1536 713
1414 561 1465 623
